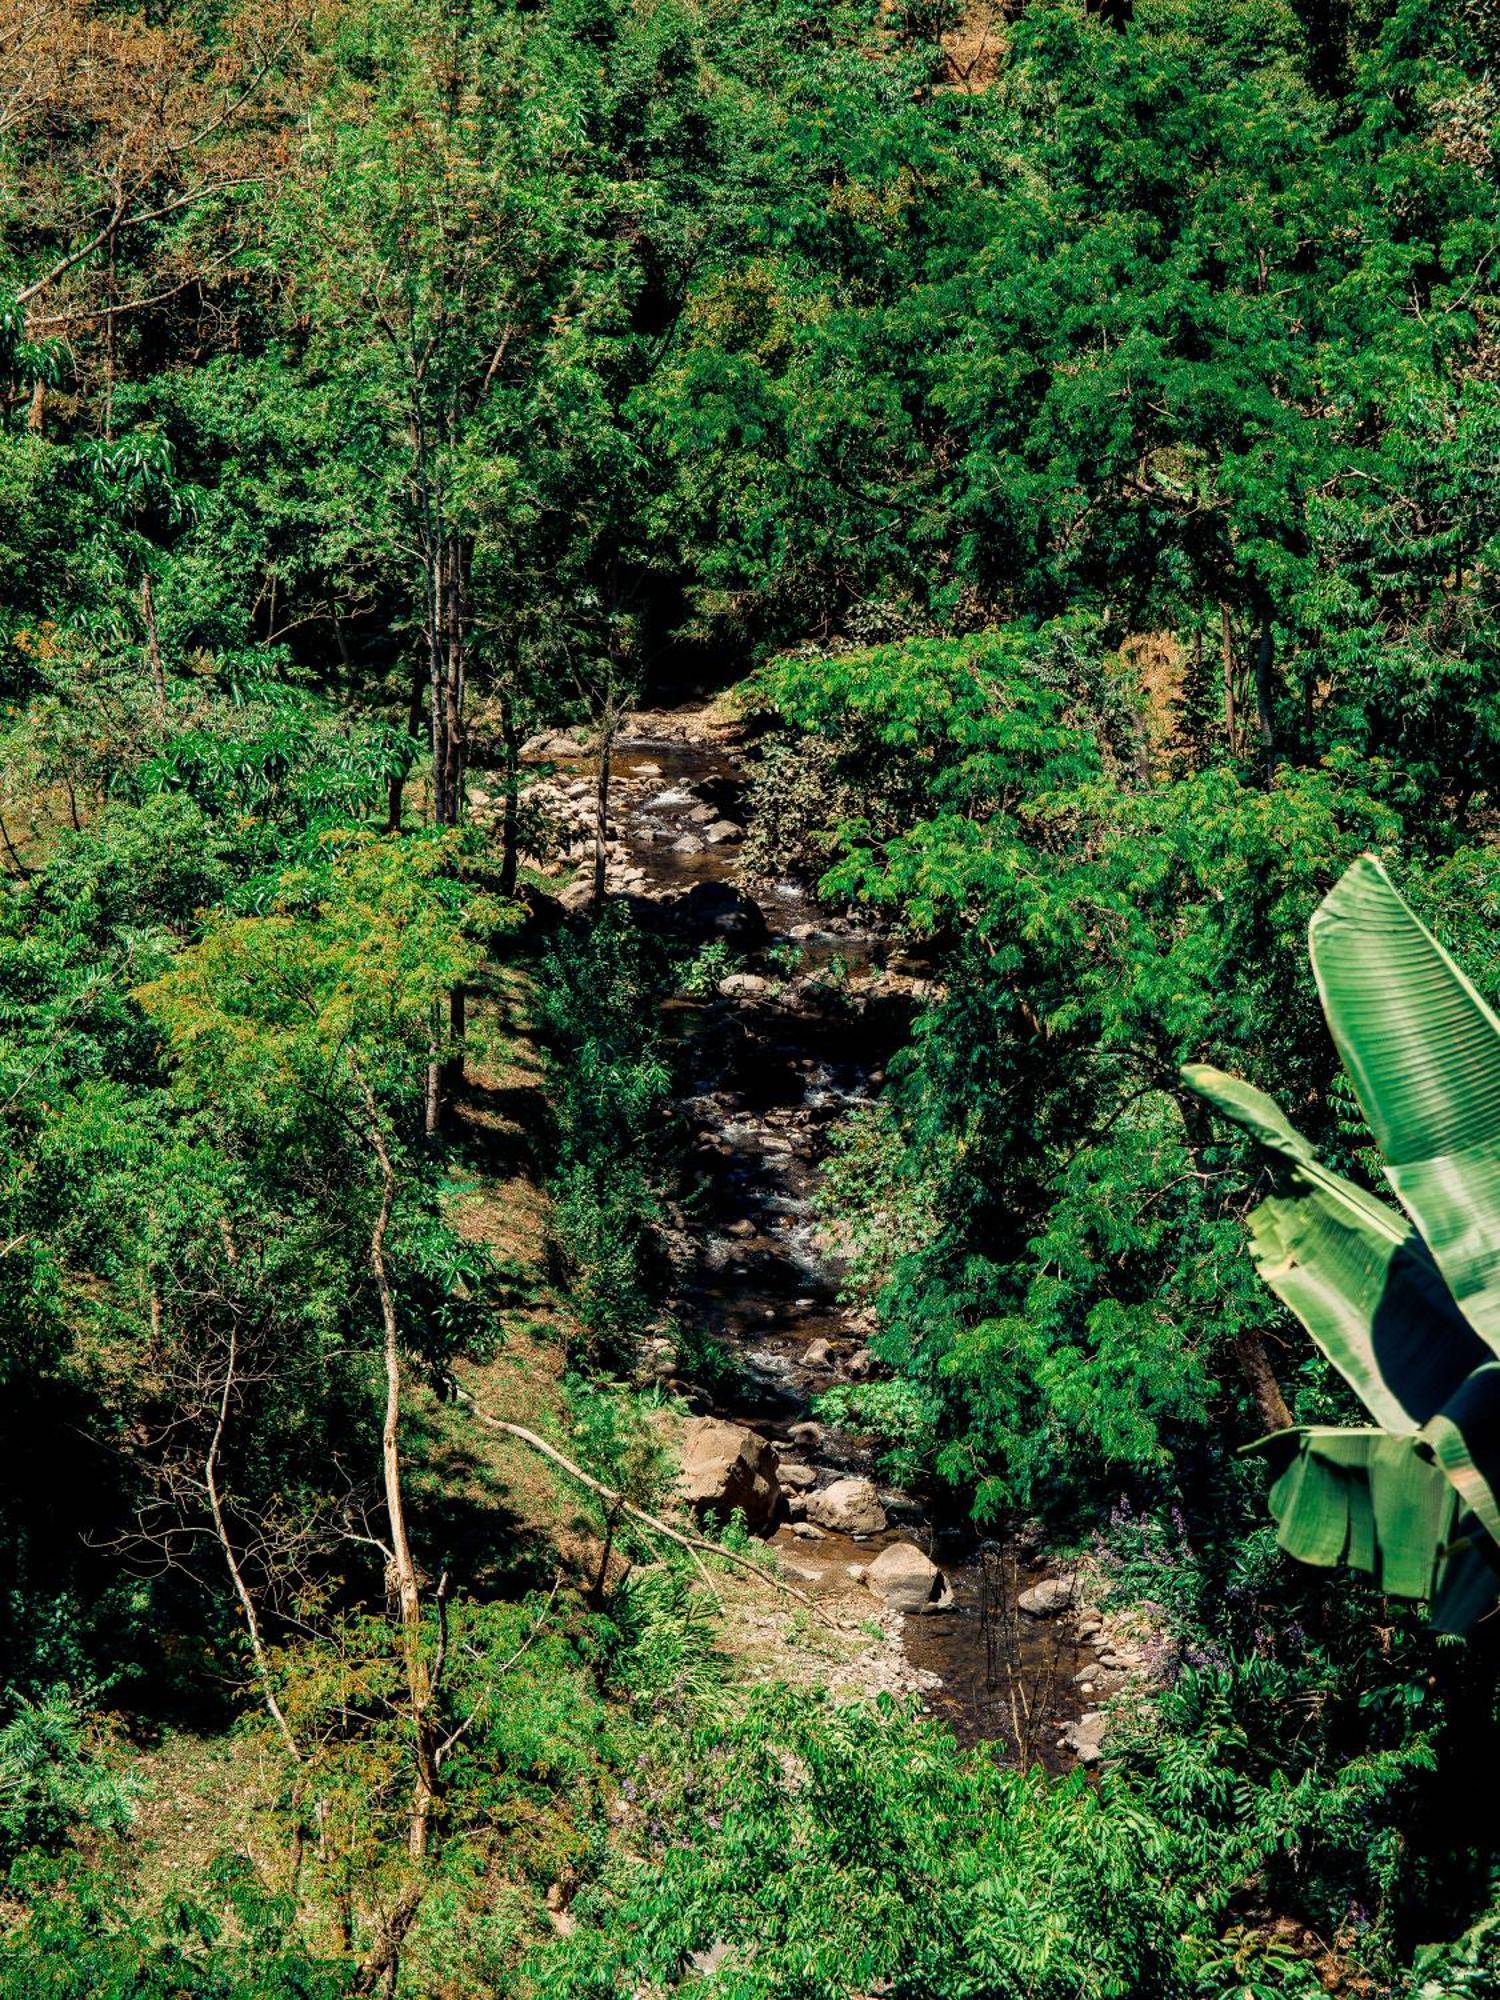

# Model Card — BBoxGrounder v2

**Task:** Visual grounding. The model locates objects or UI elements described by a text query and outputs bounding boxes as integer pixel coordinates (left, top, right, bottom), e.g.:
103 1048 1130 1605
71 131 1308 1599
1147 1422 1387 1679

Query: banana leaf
1308 856 1500 1358
1247 1426 1499 1627
1182 1065 1491 1433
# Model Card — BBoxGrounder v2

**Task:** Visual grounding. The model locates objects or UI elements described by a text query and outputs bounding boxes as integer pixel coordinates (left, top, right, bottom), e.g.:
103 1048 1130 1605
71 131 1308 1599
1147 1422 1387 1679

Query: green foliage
0 1690 137 1860
0 1857 355 1999
535 910 678 1357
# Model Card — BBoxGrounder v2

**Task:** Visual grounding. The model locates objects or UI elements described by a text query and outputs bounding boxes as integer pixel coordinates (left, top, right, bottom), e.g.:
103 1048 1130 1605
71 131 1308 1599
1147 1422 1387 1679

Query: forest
0 0 1498 1990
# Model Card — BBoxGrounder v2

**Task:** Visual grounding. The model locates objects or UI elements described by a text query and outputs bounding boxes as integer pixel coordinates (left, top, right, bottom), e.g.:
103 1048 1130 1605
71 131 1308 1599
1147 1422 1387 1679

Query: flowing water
543 711 1083 1760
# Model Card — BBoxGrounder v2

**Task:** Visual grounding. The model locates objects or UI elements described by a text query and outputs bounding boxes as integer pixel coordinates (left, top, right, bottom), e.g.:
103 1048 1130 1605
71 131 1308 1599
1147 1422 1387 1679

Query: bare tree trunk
388 654 427 835
1219 599 1238 754
441 537 466 827
204 1324 302 1762
0 812 31 878
426 546 448 830
358 1080 440 1861
498 699 521 900
1234 1330 1294 1433
26 378 44 434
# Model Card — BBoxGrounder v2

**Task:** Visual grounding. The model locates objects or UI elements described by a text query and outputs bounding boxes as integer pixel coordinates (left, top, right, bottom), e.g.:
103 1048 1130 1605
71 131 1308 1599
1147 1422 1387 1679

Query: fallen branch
454 1384 837 1630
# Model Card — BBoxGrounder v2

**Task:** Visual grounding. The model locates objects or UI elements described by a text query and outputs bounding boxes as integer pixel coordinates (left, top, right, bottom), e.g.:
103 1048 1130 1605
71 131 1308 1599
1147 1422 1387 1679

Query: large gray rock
804 1477 887 1537
1017 1574 1077 1617
864 1541 953 1615
679 1418 780 1530
717 972 773 1001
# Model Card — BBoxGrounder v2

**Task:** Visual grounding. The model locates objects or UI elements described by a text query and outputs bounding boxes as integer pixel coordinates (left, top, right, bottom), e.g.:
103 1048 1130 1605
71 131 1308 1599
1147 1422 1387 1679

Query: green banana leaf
1248 1426 1498 1627
1308 855 1500 1359
1182 1065 1491 1435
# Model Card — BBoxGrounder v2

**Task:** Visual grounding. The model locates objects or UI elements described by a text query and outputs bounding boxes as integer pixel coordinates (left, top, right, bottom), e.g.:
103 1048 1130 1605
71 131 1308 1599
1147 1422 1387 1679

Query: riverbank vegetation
1 0 1498 1989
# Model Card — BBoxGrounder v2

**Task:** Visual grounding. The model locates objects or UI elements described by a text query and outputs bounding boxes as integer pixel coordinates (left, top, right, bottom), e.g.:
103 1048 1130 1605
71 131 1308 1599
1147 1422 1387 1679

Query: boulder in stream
1017 1574 1077 1617
678 1418 780 1530
864 1541 954 1615
717 972 774 1001
804 1477 887 1536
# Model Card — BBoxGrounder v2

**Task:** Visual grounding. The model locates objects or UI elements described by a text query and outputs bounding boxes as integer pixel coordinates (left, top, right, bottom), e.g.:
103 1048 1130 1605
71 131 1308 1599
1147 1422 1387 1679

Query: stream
529 707 1084 1761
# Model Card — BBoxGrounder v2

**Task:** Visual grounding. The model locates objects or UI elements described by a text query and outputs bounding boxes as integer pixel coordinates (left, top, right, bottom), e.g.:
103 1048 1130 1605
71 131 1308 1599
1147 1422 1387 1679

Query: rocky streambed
513 706 1142 1765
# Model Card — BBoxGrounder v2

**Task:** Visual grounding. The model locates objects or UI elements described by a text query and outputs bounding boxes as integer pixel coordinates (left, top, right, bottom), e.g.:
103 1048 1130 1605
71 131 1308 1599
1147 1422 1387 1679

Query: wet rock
717 972 774 1001
804 1477 887 1537
1018 1574 1077 1617
844 1347 876 1380
672 834 704 855
776 1462 818 1491
677 882 769 942
802 1338 834 1369
864 1541 953 1615
634 762 662 777
679 1418 780 1530
703 819 744 844
686 803 717 825
1062 1710 1108 1766
791 1522 826 1540
726 1217 758 1238
787 1420 822 1448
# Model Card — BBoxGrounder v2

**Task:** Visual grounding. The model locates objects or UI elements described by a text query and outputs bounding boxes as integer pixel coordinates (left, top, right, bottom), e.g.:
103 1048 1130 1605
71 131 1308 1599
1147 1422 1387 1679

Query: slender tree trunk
0 812 31 878
204 1324 302 1762
388 654 428 835
1219 599 1238 754
26 379 44 434
498 700 521 899
441 537 466 826
358 1081 441 1861
426 544 448 830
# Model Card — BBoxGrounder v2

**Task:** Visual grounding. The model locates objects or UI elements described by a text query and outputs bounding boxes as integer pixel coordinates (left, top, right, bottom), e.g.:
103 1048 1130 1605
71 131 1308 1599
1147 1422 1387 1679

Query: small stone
672 834 704 855
787 1421 822 1447
776 1462 818 1491
726 1218 757 1238
844 1346 876 1380
802 1338 834 1369
703 819 744 844
791 1522 826 1540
